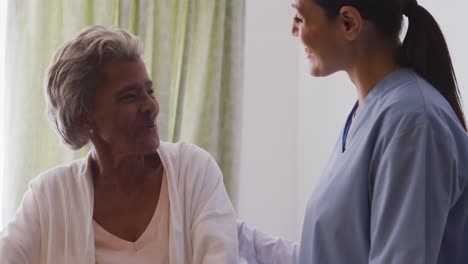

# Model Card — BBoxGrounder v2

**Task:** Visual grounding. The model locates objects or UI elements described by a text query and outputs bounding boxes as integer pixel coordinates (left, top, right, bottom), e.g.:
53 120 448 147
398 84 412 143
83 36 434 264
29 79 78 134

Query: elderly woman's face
87 59 160 156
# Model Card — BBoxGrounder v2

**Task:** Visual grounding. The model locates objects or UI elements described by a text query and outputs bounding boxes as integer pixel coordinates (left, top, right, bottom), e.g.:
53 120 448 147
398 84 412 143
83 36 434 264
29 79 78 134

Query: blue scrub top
299 69 468 264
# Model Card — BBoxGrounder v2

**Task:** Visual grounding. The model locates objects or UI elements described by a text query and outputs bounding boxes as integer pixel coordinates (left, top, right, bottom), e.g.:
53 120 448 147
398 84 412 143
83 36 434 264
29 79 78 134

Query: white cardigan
0 141 238 264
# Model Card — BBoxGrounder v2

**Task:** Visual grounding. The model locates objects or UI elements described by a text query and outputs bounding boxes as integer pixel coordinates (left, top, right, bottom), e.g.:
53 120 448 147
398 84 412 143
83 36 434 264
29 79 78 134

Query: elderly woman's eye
121 93 137 101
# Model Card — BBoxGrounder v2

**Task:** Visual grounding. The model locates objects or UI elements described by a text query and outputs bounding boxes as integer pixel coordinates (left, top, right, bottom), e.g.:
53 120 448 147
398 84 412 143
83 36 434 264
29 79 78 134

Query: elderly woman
0 26 238 263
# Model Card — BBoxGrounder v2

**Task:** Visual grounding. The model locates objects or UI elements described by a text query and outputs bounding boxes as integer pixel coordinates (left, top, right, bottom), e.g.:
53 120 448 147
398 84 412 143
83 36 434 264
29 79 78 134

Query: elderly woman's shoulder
159 141 215 163
28 155 90 194
159 141 225 196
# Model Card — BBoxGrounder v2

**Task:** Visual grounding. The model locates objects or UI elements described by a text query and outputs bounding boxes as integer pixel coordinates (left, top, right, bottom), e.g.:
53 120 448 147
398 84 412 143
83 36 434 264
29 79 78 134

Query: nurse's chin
307 63 325 77
308 66 341 78
308 68 328 77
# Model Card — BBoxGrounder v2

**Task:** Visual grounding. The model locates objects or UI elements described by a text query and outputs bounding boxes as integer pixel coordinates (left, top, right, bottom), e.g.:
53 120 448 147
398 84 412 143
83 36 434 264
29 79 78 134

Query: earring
89 129 94 135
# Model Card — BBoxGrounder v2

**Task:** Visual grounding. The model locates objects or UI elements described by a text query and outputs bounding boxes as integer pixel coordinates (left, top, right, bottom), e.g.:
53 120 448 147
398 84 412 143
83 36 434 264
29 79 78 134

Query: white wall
240 0 468 242
238 0 300 241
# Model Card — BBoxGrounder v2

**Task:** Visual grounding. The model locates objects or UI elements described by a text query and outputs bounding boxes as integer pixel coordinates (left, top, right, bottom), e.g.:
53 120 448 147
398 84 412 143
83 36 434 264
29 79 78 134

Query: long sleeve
190 156 238 264
237 220 299 264
0 188 41 264
368 120 462 264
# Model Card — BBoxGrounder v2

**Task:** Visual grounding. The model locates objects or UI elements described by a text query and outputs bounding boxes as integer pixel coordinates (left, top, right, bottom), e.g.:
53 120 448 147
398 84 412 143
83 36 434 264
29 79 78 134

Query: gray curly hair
44 25 143 150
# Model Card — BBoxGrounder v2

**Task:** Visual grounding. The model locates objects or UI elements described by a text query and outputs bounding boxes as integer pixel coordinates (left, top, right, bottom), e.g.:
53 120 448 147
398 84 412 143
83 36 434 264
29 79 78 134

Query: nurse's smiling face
291 0 352 77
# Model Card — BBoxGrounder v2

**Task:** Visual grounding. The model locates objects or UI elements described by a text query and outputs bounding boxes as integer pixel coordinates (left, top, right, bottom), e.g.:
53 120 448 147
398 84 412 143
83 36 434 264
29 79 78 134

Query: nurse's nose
291 21 299 37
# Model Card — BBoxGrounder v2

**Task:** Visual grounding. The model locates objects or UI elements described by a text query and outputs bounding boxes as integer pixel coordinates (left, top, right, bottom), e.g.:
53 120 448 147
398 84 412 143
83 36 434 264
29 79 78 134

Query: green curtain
1 0 244 223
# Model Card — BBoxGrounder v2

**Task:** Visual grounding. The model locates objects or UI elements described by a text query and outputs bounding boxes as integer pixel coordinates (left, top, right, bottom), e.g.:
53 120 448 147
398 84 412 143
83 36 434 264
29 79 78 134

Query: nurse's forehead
291 2 307 13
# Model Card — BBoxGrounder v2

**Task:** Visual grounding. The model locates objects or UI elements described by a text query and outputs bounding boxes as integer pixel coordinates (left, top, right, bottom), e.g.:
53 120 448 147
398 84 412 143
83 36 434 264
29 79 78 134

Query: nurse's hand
237 220 299 264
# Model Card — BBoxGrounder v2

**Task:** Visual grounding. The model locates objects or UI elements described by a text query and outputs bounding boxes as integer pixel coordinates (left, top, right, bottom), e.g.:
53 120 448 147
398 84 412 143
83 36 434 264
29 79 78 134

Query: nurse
238 0 468 263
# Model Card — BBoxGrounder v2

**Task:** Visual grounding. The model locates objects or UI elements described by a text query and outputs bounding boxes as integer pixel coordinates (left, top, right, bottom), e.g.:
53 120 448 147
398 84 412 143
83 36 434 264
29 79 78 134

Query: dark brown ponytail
400 0 466 130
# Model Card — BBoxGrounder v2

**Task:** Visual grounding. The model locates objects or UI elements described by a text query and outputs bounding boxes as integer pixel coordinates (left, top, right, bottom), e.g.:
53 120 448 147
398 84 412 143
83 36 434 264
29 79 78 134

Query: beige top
93 171 169 264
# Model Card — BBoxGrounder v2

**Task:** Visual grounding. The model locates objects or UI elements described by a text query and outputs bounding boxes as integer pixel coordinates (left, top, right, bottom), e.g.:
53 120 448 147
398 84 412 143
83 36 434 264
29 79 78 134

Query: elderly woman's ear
74 114 93 137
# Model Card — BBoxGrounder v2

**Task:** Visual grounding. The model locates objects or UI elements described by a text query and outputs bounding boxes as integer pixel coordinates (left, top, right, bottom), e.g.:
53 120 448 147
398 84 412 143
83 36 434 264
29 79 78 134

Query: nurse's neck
346 36 400 105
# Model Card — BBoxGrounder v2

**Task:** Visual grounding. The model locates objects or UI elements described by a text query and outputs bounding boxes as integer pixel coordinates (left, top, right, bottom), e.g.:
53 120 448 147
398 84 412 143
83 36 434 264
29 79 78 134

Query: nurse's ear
337 6 363 41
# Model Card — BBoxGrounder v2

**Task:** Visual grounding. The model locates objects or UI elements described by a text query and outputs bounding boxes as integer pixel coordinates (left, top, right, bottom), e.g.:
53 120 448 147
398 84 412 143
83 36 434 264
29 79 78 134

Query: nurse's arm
369 121 457 264
237 220 299 264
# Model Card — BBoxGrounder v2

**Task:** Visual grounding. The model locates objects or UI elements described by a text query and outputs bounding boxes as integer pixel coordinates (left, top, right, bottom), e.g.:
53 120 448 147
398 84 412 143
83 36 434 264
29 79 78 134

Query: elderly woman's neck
91 151 163 192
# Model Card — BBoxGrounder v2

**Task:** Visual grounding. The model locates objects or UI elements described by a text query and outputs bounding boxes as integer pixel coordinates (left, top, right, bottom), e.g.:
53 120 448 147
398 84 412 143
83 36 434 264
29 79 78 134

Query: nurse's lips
306 52 313 60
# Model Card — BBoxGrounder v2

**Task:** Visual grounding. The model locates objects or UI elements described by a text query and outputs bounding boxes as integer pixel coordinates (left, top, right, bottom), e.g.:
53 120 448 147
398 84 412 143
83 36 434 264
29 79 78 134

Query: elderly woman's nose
141 93 159 115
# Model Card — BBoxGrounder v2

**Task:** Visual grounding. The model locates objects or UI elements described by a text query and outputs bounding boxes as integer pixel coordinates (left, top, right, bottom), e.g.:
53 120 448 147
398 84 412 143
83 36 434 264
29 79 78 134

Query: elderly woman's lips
142 122 156 129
